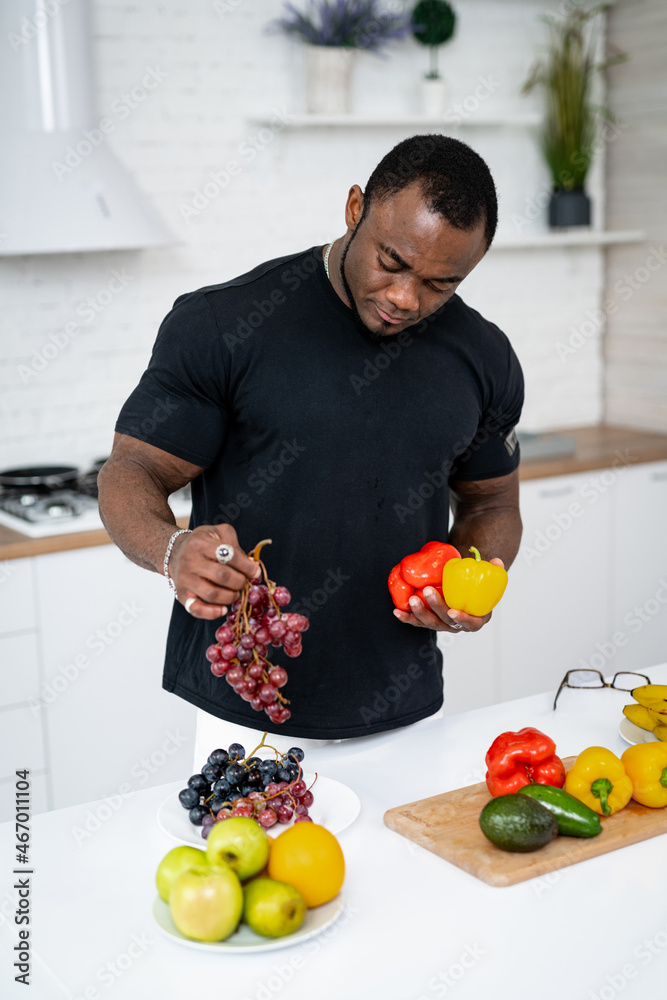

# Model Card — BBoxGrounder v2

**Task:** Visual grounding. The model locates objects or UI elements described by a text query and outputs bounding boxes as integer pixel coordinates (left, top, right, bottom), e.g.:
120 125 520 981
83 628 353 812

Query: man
98 134 523 751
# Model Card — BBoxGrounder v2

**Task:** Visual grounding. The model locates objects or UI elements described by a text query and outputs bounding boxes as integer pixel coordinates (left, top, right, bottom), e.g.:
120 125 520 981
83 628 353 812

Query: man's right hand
169 524 262 620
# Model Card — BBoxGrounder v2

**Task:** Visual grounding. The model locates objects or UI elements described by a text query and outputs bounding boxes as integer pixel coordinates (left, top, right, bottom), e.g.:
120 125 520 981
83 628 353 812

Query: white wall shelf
492 230 646 250
249 112 541 129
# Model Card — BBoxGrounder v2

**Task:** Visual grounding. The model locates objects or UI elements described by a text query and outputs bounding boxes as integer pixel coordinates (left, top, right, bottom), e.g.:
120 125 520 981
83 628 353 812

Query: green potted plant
411 0 457 117
522 5 626 228
270 1 412 115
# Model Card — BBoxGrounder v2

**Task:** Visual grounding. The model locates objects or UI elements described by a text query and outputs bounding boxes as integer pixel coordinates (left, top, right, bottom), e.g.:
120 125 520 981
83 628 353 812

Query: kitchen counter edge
2 423 667 561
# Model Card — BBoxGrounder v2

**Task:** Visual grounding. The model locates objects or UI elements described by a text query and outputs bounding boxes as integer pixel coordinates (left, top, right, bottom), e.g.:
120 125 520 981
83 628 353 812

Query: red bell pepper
388 541 460 612
485 727 566 796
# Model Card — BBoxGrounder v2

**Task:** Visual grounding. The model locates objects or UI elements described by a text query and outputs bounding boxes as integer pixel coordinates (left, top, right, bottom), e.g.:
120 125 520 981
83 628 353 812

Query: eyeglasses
553 669 651 710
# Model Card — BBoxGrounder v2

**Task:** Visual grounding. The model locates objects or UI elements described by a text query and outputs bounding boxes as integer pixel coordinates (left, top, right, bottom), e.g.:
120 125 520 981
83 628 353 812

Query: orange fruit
267 823 344 908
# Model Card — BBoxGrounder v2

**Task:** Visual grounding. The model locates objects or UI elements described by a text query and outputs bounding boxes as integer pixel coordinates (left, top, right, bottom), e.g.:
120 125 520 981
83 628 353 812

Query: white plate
157 773 360 845
152 893 344 953
619 717 659 745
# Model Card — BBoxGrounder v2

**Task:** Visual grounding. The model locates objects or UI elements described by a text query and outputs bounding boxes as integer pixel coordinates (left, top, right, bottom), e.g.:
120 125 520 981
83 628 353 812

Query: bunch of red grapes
205 540 309 725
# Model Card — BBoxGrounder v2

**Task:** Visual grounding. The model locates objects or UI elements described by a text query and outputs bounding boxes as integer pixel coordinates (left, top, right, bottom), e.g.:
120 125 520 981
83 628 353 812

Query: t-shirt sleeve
115 291 229 468
449 335 524 482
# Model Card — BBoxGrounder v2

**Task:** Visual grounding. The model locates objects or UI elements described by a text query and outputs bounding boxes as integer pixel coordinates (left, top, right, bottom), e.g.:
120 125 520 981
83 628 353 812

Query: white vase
421 77 449 119
305 45 354 114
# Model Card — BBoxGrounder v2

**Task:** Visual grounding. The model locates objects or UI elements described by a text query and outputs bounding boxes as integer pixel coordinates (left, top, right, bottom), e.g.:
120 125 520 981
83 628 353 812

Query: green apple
206 817 269 881
243 877 307 938
169 864 243 942
155 846 207 903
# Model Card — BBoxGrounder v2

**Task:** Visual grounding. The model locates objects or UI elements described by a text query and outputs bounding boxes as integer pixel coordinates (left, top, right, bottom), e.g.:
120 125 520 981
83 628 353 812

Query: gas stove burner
0 490 99 523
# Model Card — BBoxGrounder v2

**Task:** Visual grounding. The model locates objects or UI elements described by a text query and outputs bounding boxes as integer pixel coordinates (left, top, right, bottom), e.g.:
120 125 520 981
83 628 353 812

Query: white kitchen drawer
34 545 197 810
0 770 49 824
611 460 667 671
0 557 36 635
439 622 498 715
497 471 612 701
0 704 46 775
0 632 40 707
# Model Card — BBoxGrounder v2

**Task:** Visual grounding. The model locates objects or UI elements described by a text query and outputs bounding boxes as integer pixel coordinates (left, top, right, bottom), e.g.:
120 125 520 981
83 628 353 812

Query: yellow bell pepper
564 746 633 817
441 546 508 617
621 743 667 808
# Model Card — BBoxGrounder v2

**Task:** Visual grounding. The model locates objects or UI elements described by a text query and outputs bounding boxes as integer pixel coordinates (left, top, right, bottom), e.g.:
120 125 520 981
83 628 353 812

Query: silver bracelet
163 528 192 593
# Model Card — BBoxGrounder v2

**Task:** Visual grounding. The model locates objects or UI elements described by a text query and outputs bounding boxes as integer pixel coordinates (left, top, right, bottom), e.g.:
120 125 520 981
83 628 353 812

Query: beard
339 223 386 343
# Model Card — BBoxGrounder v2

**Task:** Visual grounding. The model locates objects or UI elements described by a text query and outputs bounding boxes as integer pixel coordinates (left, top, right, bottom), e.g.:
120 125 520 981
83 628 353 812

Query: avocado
479 794 559 852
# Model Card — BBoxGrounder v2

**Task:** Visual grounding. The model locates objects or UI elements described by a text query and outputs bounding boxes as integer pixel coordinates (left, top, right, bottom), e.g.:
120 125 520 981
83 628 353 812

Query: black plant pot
548 189 591 229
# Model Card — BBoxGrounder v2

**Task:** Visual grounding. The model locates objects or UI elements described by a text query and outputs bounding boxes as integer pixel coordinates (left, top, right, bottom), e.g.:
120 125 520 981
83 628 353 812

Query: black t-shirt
115 245 524 738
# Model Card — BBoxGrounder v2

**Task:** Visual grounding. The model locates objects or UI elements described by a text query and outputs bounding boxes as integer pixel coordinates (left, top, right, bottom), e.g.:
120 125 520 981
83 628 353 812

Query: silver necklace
324 240 335 281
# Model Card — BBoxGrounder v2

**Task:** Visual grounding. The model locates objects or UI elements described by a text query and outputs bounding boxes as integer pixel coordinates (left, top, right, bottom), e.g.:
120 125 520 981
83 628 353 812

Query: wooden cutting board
383 757 667 887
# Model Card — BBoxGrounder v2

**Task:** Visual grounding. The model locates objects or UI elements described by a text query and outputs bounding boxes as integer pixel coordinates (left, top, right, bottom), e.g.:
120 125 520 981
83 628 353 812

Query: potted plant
411 0 457 117
521 5 626 228
270 1 412 115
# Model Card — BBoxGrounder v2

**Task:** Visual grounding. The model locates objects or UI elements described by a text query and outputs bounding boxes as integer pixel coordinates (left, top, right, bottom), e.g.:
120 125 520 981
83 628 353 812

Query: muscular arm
448 468 522 569
97 432 202 574
97 434 260 619
393 469 522 633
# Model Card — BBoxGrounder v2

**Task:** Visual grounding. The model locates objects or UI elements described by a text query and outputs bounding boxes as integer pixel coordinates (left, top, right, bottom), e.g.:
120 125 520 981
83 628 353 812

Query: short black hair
362 134 498 249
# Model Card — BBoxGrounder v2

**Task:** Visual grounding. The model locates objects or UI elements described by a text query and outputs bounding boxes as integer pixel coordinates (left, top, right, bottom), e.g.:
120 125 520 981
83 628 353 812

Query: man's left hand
392 557 504 633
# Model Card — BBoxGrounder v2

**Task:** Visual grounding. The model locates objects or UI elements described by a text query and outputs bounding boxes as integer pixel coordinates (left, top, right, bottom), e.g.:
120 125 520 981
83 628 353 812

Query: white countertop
2 665 667 1000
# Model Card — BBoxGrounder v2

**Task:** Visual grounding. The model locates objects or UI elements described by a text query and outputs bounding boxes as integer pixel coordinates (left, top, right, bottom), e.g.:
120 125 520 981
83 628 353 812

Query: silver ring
450 622 462 630
215 543 235 565
184 597 196 614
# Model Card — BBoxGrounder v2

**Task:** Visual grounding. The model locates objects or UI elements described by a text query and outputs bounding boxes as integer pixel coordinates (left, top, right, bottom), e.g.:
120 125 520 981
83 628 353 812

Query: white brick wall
604 0 667 431
0 0 610 469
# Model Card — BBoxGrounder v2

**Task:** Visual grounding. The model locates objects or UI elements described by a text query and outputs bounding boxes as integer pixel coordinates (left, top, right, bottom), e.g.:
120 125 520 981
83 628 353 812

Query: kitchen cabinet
496 470 612 702
611 459 667 671
441 469 613 711
32 545 197 812
442 460 667 714
0 557 36 635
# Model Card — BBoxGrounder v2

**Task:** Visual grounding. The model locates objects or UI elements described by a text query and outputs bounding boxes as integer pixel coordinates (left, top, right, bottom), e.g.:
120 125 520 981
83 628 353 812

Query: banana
623 703 658 732
648 707 667 728
653 724 667 743
631 685 667 708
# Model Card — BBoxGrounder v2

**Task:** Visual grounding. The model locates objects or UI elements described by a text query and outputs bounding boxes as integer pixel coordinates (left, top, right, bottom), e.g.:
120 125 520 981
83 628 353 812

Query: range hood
0 0 174 256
